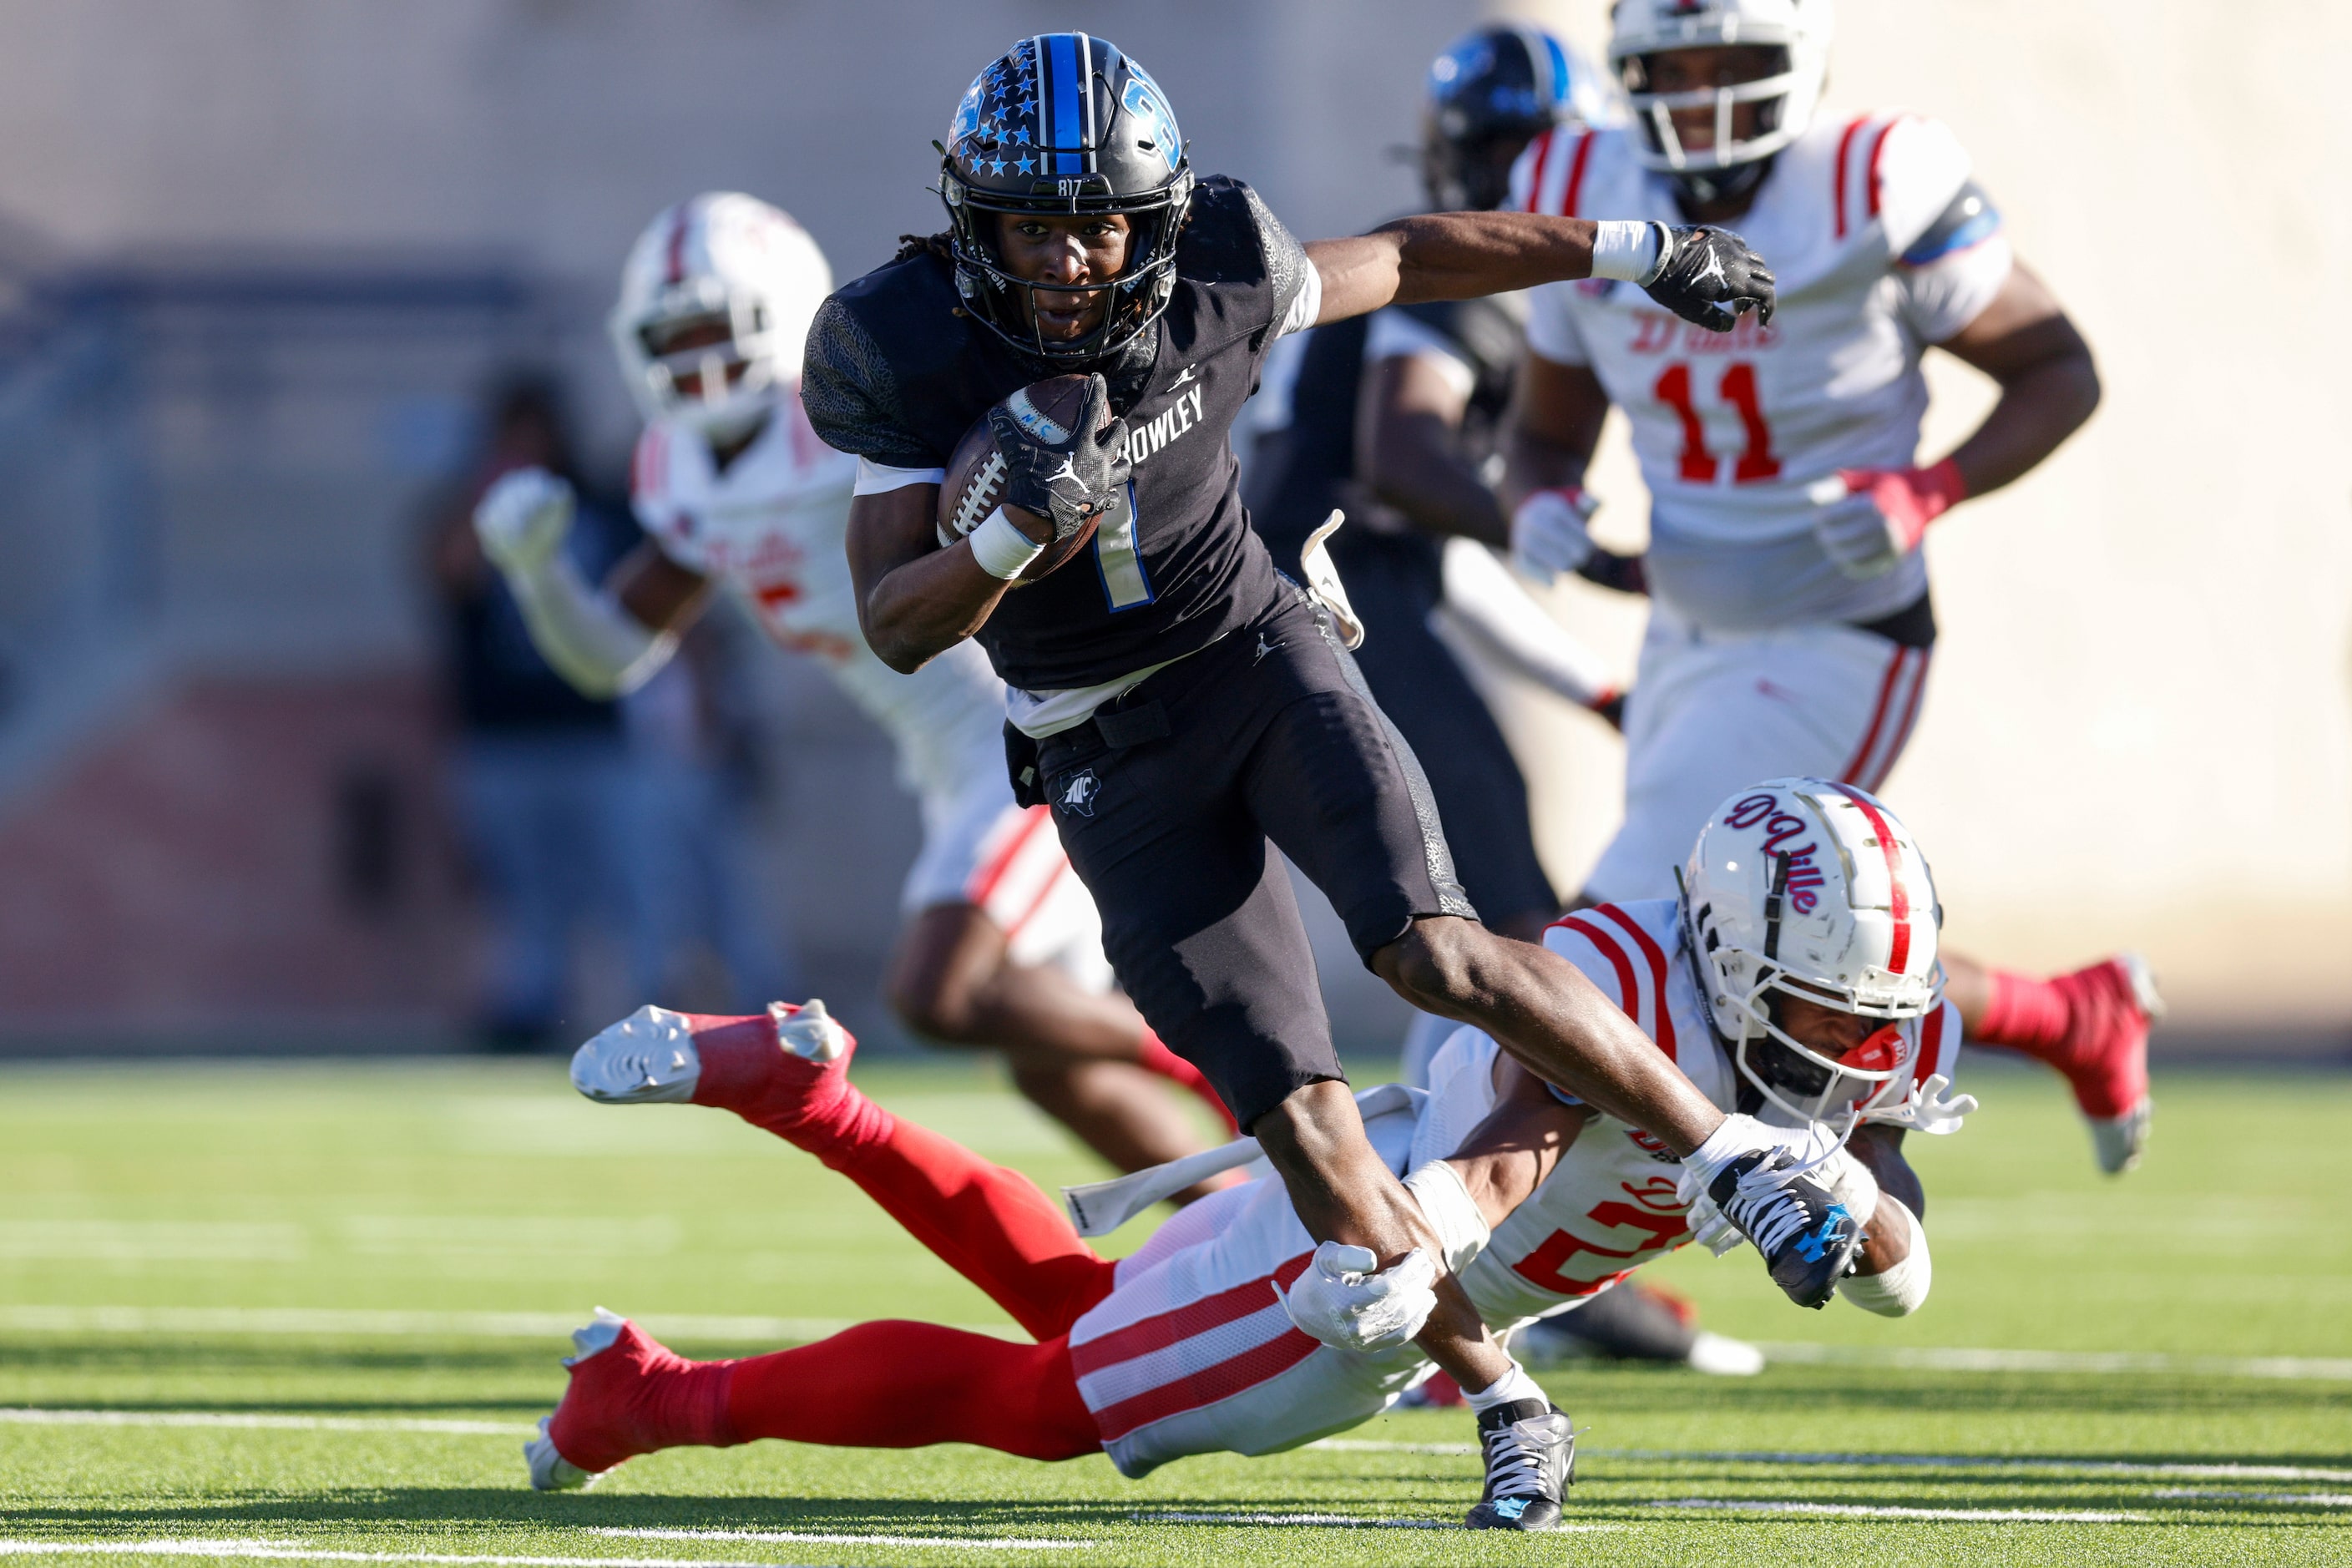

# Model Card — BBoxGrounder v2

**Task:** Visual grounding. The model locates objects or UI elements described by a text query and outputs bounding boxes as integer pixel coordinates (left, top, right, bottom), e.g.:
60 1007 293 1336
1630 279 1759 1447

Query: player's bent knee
885 970 984 1044
1371 918 1484 1012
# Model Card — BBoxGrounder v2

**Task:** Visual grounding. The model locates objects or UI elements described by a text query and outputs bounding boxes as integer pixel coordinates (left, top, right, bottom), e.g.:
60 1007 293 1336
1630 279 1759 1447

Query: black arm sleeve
801 296 944 469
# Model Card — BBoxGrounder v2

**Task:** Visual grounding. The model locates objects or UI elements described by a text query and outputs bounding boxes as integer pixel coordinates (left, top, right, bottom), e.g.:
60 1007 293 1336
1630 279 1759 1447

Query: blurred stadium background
0 0 2342 1063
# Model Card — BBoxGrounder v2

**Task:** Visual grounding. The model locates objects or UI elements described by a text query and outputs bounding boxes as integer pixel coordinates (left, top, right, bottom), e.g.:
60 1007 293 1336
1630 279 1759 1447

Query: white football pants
1584 607 1930 903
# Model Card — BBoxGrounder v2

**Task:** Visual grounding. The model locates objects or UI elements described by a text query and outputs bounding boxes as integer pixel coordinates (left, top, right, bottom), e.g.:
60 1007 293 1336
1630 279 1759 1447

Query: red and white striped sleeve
1544 903 1679 1064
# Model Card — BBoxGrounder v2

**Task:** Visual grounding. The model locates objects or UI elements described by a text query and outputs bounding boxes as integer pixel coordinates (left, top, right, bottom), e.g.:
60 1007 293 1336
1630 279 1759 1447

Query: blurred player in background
523 778 1961 1531
472 194 1233 1186
425 377 647 1050
1504 0 2158 1173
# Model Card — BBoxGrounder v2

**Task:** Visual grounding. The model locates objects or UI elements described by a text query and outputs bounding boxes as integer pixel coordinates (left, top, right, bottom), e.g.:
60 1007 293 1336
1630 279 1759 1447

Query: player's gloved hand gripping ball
473 467 576 574
989 372 1130 538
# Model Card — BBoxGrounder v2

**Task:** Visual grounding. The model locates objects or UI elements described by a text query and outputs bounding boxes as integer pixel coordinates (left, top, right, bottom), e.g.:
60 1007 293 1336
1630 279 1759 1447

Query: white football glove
1508 487 1598 584
474 467 577 576
1868 1072 1979 1137
1272 1242 1438 1353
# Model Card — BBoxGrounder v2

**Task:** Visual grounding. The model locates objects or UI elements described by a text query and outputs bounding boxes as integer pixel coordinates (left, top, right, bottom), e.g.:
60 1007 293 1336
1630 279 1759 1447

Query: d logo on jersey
1057 767 1101 817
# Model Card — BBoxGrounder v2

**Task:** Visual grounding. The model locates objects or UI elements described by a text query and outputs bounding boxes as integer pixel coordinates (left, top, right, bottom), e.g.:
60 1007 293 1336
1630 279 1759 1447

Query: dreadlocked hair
894 232 957 265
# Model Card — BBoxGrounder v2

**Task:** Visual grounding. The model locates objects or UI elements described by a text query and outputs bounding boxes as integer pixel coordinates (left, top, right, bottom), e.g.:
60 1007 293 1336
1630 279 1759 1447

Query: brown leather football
937 374 1105 586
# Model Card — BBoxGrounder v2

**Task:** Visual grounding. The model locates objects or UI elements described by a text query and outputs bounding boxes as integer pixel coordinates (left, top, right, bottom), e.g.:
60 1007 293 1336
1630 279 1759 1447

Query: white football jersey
1515 113 2014 633
1416 897 1964 1328
631 390 1007 798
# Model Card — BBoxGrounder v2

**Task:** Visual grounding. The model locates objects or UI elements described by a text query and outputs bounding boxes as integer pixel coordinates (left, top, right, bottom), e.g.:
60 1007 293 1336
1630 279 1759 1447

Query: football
936 374 1106 586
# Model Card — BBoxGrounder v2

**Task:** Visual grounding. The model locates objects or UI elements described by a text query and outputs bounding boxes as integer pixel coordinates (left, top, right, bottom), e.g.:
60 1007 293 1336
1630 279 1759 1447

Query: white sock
1681 1112 1769 1188
1461 1361 1546 1414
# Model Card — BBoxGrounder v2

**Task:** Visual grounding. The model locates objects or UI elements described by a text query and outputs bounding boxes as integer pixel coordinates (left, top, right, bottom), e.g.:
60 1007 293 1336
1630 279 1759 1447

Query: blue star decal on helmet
989 157 1008 175
1014 154 1035 174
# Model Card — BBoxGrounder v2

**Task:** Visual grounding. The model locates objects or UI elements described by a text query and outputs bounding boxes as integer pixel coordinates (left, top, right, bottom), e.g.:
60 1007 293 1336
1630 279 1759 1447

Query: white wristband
1837 1198 1933 1318
967 506 1046 580
1591 220 1668 285
1404 1160 1492 1275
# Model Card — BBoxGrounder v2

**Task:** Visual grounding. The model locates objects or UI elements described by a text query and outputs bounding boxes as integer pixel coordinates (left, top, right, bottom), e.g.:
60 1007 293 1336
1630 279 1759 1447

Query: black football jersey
803 176 1308 692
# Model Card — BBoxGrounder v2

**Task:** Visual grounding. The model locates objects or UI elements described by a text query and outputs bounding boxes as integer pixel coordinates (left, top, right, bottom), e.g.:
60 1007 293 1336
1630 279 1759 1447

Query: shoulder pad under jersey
1900 179 2002 266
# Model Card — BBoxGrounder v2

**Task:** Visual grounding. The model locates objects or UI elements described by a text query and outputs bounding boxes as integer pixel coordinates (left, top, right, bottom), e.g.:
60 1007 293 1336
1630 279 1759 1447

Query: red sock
1971 968 2073 1060
722 1323 1098 1462
548 1321 741 1475
691 1010 1113 1339
1137 1029 1240 1135
822 1112 1115 1343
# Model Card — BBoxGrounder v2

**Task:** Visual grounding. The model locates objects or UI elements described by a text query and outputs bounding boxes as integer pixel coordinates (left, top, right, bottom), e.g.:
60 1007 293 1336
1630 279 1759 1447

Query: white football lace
1720 1156 1821 1258
1484 1420 1560 1500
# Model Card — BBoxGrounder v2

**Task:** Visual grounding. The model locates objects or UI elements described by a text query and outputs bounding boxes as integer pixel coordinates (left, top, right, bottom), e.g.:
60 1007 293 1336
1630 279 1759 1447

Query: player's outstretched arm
1307 214 1773 333
473 468 701 698
1836 1123 1933 1315
846 483 1019 674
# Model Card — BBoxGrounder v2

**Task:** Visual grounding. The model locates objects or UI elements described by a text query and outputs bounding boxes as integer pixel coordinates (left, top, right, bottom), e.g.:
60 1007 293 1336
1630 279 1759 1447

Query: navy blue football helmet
940 33 1196 362
1422 24 1609 211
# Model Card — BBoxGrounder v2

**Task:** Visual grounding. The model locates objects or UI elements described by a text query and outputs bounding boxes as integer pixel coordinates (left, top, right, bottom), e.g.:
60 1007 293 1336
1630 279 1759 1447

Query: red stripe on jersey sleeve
1560 130 1596 220
1552 914 1643 1035
1832 114 1869 238
1068 1252 1313 1381
1594 903 1677 1062
1865 115 1912 219
1521 129 1556 213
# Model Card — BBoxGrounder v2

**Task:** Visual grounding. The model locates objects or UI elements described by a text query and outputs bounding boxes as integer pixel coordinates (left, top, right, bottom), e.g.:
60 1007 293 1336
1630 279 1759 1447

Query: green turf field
2 1051 2347 1565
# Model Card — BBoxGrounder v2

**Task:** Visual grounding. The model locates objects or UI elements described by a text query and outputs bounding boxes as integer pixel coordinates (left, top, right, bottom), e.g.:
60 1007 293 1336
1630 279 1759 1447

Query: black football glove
985 372 1132 543
1642 226 1776 333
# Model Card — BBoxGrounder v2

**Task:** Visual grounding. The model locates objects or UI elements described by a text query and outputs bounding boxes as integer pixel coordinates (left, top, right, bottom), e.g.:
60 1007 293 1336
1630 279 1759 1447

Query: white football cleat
523 1307 627 1491
570 999 844 1105
524 1415 595 1491
571 1007 703 1104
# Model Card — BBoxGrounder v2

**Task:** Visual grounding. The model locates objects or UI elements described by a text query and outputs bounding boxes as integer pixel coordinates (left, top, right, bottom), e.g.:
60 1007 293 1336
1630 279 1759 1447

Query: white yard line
1134 1513 1617 1532
594 1528 1090 1550
1650 1500 2148 1523
0 1409 527 1437
2147 1490 2352 1506
1756 1341 2352 1381
0 1306 1019 1343
0 1543 815 1568
1311 1439 2352 1483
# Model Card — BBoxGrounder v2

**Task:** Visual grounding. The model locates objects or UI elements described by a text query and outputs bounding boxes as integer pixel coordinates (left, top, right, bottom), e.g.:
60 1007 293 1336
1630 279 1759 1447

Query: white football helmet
609 193 832 443
1680 776 1940 1129
1608 0 1832 180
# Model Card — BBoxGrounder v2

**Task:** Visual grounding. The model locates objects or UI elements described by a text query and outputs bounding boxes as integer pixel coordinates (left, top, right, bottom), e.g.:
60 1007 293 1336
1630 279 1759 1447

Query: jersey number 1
1091 482 1154 611
1654 361 1781 485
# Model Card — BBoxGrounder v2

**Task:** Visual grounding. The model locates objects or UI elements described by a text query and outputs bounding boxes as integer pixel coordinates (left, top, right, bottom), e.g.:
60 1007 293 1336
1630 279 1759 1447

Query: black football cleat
1711 1149 1865 1309
1464 1399 1576 1530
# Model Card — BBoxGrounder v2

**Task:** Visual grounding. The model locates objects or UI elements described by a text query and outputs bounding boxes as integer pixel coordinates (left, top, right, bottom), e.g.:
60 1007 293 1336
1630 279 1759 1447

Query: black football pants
1034 584 1475 1131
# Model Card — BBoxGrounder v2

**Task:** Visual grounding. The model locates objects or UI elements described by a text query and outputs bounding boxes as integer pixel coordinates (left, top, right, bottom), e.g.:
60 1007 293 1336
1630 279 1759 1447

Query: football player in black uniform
807 33 1828 1530
1251 25 1637 951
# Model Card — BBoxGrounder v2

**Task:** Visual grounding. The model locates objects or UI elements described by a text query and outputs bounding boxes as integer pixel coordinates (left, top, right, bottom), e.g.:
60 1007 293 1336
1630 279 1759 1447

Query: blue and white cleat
1464 1399 1576 1530
569 999 844 1105
1708 1148 1865 1309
